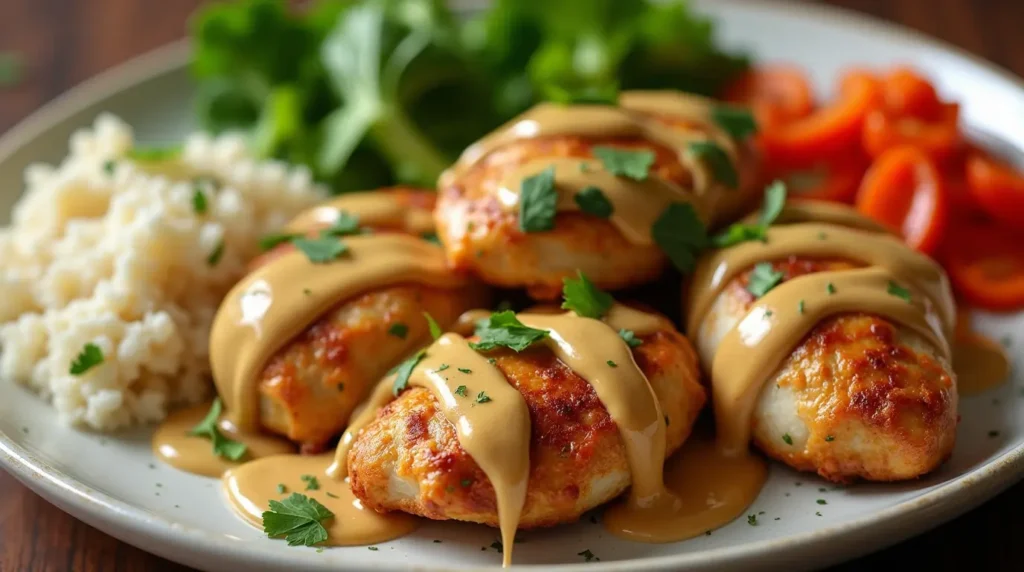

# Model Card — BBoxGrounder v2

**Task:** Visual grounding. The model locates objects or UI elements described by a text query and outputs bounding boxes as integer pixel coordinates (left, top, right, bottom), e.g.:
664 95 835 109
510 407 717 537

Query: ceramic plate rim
2 1 1024 570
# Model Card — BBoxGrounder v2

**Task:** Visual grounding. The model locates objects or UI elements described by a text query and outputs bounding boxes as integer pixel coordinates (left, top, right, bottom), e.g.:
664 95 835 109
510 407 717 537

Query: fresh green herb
887 280 912 302
293 237 347 263
436 364 450 372
301 474 321 491
433 539 442 543
686 141 737 189
0 52 23 87
461 478 472 488
764 310 773 318
593 147 655 181
262 493 334 547
319 212 360 237
192 188 209 215
561 271 614 319
574 186 614 219
423 312 443 340
207 240 225 266
388 323 409 339
476 391 492 404
747 514 758 525
469 310 549 352
578 549 599 562
652 202 708 273
747 262 784 298
711 105 758 139
325 491 339 499
259 232 302 252
826 282 836 295
454 385 468 397
487 357 497 364
815 511 822 517
70 343 104 375
816 499 827 505
421 232 442 246
519 166 558 232
277 484 287 494
715 179 788 247
188 398 248 461
491 540 504 553
825 435 835 442
782 433 793 445
127 145 182 162
102 160 116 175
607 360 617 368
619 329 643 348
458 367 472 374
798 300 805 314
304 288 313 296
368 546 378 551
392 349 426 395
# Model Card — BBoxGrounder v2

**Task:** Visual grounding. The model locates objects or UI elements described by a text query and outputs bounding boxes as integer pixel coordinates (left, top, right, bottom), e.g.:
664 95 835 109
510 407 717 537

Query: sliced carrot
881 66 943 119
771 155 867 204
855 145 948 255
759 70 882 167
862 102 961 160
943 218 1024 311
723 65 815 130
965 152 1024 227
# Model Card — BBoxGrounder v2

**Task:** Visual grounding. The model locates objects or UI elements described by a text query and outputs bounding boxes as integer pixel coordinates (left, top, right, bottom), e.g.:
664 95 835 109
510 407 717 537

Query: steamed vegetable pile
189 0 748 192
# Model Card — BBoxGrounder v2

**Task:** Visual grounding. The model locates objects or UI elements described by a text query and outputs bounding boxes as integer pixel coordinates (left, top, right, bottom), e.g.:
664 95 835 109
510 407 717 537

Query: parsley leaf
319 212 360 237
711 105 758 139
458 367 472 374
686 141 738 189
388 323 408 339
619 329 643 348
747 262 784 298
293 237 348 263
187 398 248 461
192 188 209 215
782 433 793 445
421 232 442 246
69 343 104 375
454 385 468 397
423 312 443 340
519 166 558 233
259 232 302 252
262 493 334 547
711 180 787 247
469 310 549 352
392 349 426 395
561 271 614 319
593 147 655 181
578 549 599 562
574 186 614 219
652 203 708 273
207 240 225 266
887 280 912 302
300 474 321 491
476 391 492 404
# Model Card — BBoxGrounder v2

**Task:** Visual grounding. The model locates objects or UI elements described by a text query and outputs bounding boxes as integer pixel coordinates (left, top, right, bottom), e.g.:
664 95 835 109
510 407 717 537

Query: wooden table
1 0 1022 570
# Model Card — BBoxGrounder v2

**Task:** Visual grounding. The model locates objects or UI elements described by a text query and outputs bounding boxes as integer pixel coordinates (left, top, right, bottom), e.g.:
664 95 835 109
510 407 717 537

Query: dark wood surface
1 0 1022 570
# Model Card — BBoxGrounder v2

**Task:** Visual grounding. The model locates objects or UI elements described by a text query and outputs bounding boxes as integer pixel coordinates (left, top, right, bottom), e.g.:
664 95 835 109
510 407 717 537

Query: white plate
2 1 1023 571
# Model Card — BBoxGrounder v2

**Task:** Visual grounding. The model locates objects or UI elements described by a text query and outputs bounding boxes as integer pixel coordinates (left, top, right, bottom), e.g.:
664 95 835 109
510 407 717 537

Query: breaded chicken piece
248 188 489 452
694 257 957 483
436 107 760 300
347 325 706 528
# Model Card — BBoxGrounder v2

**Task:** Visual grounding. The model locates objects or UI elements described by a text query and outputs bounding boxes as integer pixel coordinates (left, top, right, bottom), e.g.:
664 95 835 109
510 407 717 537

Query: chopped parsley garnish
293 237 348 263
711 105 758 139
458 367 472 374
747 262 784 298
392 349 426 395
798 300 805 314
887 280 912 302
490 540 504 553
259 232 302 252
578 549 599 562
319 212 360 237
126 145 182 162
303 288 313 296
437 364 450 372
69 343 104 375
826 282 836 295
607 360 617 368
686 140 738 189
325 491 339 499
747 514 758 525
102 160 116 175
388 323 409 339
652 202 709 273
593 147 655 180
262 493 333 547
816 499 827 505
816 511 822 517
712 180 787 247
454 385 468 397
276 484 286 494
782 433 793 445
476 391 492 404
618 329 643 348
421 232 442 245
207 240 225 266
469 310 549 352
423 312 443 339
188 398 248 461
561 271 614 319
301 474 321 491
574 186 614 219
192 188 208 215
825 435 835 442
519 166 558 233
461 478 473 487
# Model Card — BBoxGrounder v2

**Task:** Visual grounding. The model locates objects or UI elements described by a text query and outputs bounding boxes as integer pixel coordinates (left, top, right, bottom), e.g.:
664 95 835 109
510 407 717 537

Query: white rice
0 114 327 431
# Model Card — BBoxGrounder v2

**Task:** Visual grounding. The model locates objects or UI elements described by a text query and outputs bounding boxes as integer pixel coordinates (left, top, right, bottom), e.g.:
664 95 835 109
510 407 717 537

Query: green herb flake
461 478 472 488
686 141 738 189
816 511 822 517
887 280 912 302
619 329 643 348
392 349 426 395
747 514 758 526
367 546 378 551
188 398 248 461
102 160 116 176
593 147 655 181
454 385 468 397
816 499 827 505
652 202 709 273
437 364 450 372
782 433 793 445
825 435 835 442
70 343 104 375
561 271 614 319
458 367 472 374
277 484 287 494
711 105 758 139
421 232 442 246
574 186 614 219
798 300 805 314
301 474 321 491
319 212 360 237
476 391 492 404
747 262 784 298
578 548 599 562
826 282 836 295
519 166 558 233
989 430 1000 438
388 323 409 339
607 360 617 368
293 237 348 264
469 310 549 352
259 232 302 252
325 491 339 499
424 312 443 339
207 240 225 266
714 182 786 246
192 188 209 215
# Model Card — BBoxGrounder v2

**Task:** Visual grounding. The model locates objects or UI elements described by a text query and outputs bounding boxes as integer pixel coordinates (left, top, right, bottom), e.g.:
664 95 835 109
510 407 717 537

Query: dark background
1 0 1022 570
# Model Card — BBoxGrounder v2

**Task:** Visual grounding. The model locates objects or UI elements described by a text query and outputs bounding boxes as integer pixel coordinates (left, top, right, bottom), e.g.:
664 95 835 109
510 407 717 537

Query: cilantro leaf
519 166 558 233
475 391 492 404
392 349 426 395
469 310 549 352
421 232 442 246
207 240 225 266
423 312 443 340
574 186 614 219
263 493 334 547
651 203 708 273
388 323 408 339
259 232 302 252
454 385 468 397
686 141 738 189
747 262 784 298
593 147 655 181
887 280 912 302
561 271 614 319
319 211 360 237
192 188 209 215
187 398 248 461
619 329 643 348
293 237 348 263
712 180 787 247
69 343 104 375
711 105 758 139
758 180 787 226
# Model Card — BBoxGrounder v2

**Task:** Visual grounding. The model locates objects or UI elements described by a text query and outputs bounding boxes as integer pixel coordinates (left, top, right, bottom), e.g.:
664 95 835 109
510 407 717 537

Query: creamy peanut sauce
438 91 750 244
685 201 958 454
